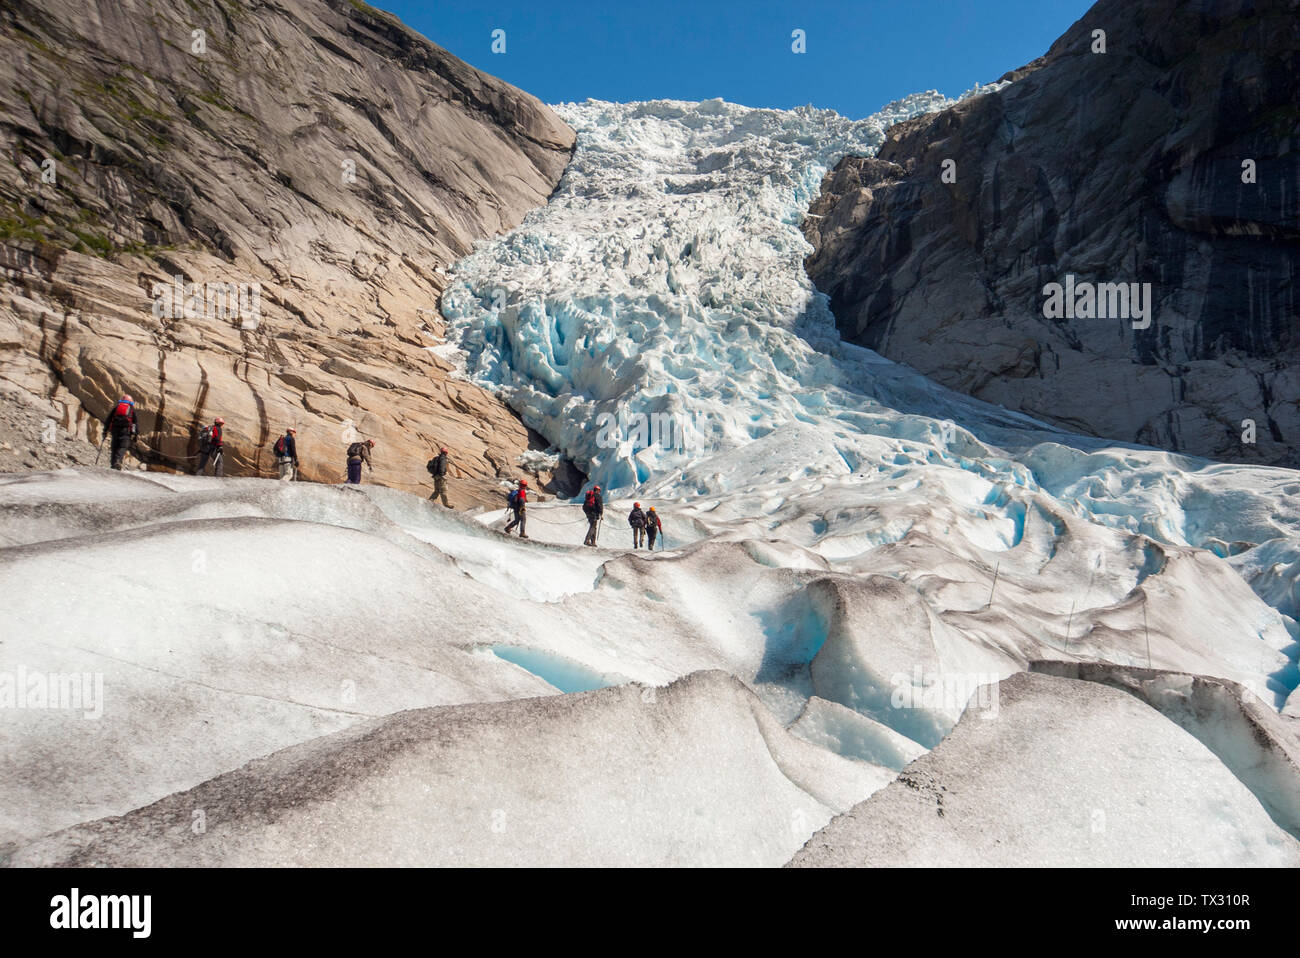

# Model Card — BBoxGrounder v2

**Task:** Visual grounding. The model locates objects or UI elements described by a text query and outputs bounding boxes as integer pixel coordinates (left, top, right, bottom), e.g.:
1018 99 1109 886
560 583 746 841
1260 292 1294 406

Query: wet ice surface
789 672 1300 868
10 672 893 867
2 468 1297 865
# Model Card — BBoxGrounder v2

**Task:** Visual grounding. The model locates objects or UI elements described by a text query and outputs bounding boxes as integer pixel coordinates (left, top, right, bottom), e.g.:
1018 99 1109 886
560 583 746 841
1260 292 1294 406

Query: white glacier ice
789 671 1300 867
3 465 1298 865
441 95 1300 710
441 92 1045 495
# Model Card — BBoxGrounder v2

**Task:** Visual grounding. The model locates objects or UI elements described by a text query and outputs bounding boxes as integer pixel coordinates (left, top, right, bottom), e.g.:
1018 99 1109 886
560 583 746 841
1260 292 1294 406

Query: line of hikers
103 398 472 506
104 395 665 549
103 395 351 483
574 484 662 549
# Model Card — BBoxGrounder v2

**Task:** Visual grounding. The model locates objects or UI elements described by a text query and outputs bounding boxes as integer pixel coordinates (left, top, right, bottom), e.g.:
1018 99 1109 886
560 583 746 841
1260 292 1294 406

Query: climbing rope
524 509 591 526
129 439 202 461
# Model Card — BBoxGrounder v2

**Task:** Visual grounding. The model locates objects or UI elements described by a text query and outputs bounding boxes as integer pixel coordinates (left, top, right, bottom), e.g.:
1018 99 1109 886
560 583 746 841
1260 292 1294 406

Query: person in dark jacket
196 417 225 476
645 506 663 549
103 395 138 471
628 502 647 549
275 428 299 481
582 484 604 546
346 438 374 484
504 479 529 538
428 446 452 506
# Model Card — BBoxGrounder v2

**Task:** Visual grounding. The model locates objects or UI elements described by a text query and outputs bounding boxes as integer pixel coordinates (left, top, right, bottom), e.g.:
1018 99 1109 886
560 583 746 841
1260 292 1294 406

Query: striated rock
0 0 579 501
805 0 1300 467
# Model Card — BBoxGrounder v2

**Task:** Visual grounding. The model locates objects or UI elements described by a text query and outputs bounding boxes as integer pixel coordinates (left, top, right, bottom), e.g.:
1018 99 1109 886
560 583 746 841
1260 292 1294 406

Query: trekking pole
1142 593 1151 669
94 433 106 466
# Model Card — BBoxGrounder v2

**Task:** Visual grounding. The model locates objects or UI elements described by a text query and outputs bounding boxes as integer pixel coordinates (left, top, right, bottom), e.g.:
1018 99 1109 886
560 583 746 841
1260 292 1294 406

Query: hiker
504 479 529 538
274 428 298 481
103 394 137 471
195 417 225 476
645 505 663 549
629 501 647 549
346 438 374 484
582 484 604 546
427 446 452 506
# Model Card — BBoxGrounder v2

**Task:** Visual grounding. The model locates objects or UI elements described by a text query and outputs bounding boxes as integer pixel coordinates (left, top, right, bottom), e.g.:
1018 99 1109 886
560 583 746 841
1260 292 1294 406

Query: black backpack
347 441 365 459
427 453 447 477
198 425 212 453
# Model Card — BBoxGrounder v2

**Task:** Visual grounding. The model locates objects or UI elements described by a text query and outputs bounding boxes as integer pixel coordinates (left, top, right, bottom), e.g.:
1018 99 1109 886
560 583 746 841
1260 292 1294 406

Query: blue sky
371 0 1094 119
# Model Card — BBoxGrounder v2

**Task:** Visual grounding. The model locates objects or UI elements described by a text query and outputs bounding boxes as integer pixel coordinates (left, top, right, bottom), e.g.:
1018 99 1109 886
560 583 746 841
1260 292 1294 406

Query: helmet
367 439 375 447
593 485 601 491
214 417 225 425
122 395 133 403
634 502 641 508
440 446 448 453
519 479 528 486
648 506 655 511
288 427 296 435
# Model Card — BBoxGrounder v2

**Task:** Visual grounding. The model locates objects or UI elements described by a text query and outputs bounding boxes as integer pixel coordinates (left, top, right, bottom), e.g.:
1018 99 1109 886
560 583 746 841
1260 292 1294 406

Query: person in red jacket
645 506 664 549
504 478 529 538
582 485 603 546
196 417 226 476
103 395 138 471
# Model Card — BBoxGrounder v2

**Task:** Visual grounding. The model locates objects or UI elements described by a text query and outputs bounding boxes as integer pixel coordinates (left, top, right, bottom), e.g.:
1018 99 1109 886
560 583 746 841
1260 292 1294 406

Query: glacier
4 94 1300 867
4 471 1297 866
441 95 1300 709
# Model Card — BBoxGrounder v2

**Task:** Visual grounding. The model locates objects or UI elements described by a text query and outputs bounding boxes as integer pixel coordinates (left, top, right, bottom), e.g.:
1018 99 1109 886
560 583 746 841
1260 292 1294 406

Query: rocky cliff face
0 0 578 501
805 0 1300 466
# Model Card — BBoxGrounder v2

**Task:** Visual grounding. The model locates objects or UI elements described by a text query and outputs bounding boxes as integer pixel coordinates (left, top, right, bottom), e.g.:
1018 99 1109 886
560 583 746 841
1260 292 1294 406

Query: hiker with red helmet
274 427 298 481
102 394 138 471
504 478 529 538
426 445 452 506
645 506 664 550
628 501 648 549
195 417 226 477
582 484 604 546
346 438 374 484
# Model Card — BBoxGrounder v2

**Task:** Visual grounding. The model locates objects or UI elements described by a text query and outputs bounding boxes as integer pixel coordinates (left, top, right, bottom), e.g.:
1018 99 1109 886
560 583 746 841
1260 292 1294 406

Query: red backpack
112 399 133 423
